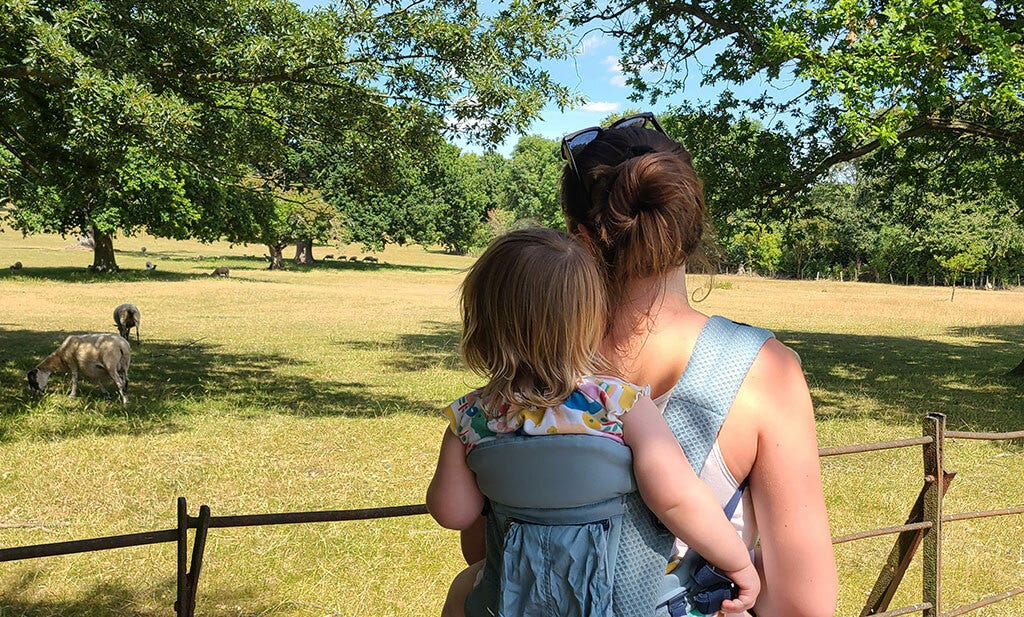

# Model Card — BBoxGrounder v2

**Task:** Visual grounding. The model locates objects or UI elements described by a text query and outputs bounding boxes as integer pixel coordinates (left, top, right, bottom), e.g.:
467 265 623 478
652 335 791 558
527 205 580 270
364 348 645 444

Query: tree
0 0 573 270
503 135 565 228
256 192 336 270
569 0 1024 201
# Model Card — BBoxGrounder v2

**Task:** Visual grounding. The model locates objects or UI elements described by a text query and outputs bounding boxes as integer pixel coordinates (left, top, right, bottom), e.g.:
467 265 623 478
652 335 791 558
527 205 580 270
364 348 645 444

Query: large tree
568 0 1023 201
0 0 572 270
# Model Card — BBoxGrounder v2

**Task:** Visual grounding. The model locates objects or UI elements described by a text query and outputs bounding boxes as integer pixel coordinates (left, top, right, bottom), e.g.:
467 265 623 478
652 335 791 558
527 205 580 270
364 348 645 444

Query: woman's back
605 290 837 617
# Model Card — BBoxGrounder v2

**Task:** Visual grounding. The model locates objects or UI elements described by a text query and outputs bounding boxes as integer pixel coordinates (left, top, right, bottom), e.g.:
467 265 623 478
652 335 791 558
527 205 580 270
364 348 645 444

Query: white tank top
651 391 758 558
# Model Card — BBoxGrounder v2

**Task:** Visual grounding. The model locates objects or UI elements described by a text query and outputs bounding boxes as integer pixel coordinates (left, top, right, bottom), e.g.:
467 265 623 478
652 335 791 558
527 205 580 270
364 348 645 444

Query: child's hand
719 562 760 614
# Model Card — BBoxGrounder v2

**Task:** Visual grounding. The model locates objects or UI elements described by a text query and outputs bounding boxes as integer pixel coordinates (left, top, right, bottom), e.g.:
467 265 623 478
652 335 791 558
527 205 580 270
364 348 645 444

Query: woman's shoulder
735 336 813 429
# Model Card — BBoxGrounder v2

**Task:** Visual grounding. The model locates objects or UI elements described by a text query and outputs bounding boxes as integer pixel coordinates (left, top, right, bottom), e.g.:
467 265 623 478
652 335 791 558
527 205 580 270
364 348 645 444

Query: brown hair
561 126 712 311
460 228 608 411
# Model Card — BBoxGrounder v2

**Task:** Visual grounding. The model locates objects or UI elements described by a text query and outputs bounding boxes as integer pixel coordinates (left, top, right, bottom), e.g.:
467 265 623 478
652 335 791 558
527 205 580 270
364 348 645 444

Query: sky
294 1 792 156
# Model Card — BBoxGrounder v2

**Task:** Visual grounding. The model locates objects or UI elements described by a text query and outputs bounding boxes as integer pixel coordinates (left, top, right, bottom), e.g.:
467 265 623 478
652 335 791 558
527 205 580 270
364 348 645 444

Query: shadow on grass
337 320 464 372
0 570 274 617
289 258 463 274
5 321 1019 443
777 324 1024 434
0 328 439 443
1 258 463 281
1 266 203 283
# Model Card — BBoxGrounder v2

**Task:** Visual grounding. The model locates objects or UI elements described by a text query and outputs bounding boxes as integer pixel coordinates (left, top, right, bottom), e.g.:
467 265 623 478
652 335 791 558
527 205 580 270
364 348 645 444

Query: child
426 228 759 616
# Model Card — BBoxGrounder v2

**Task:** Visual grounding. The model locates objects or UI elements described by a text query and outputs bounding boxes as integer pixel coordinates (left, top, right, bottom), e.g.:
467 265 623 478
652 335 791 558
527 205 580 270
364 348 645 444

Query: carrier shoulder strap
664 315 774 473
613 316 773 617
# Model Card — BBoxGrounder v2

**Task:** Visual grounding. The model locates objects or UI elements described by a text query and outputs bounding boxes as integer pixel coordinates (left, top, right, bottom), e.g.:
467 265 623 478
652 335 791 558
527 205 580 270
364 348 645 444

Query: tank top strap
664 315 774 473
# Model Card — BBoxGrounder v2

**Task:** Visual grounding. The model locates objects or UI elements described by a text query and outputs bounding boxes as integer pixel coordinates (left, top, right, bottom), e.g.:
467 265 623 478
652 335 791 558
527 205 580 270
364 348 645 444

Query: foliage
0 0 573 267
503 134 565 229
570 0 1024 189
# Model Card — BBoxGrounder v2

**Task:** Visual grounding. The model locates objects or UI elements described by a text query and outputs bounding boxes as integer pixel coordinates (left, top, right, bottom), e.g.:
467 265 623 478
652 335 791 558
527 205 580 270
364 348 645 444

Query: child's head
460 227 607 410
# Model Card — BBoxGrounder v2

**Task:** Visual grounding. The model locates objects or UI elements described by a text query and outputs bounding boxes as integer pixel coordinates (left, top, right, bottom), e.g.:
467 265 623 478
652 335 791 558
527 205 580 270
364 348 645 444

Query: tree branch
773 115 1024 208
0 64 68 86
666 2 763 54
0 131 43 178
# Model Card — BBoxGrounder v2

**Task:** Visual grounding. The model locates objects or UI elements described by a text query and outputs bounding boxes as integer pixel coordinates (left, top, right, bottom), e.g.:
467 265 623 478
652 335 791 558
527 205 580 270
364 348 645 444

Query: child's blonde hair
460 227 607 411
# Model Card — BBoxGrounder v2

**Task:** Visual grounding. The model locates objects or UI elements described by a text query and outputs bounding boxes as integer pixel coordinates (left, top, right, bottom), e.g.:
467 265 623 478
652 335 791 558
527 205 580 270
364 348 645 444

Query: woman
443 114 837 617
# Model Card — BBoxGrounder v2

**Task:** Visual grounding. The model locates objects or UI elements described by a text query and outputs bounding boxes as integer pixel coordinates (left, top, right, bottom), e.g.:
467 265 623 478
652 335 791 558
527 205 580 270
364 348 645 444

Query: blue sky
295 1 790 156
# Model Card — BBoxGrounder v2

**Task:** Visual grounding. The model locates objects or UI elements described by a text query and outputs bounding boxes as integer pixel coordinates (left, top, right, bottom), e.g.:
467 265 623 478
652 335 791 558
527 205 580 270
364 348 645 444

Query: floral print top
444 376 649 452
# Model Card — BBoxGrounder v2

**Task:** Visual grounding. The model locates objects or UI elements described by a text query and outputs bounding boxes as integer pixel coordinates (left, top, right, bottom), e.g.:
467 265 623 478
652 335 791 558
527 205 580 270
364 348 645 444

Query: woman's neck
601 268 706 390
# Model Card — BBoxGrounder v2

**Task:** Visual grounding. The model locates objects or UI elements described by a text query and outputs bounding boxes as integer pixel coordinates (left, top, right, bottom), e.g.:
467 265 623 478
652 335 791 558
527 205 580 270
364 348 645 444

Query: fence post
175 497 189 617
922 413 945 617
186 504 212 617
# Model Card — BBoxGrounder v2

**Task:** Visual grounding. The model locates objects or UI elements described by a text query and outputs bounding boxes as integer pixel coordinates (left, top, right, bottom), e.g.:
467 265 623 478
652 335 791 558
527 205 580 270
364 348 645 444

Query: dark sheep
113 303 142 344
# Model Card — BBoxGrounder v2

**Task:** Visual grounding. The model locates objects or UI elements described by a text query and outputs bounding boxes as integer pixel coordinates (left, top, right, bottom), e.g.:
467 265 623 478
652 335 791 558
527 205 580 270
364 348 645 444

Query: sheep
145 261 156 271
212 266 230 277
9 261 22 270
140 246 147 254
27 334 131 407
113 303 141 344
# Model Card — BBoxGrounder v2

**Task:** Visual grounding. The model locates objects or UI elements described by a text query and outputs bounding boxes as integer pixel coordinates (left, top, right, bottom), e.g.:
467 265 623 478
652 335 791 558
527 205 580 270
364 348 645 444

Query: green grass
1 229 1022 616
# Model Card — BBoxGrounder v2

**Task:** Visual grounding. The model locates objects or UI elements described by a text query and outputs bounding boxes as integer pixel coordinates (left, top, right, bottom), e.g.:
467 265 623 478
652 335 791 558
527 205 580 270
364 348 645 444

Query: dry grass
1 229 1022 616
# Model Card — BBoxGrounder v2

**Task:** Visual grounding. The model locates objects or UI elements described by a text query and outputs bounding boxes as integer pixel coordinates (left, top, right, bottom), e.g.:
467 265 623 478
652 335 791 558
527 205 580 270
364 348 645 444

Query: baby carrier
464 316 774 617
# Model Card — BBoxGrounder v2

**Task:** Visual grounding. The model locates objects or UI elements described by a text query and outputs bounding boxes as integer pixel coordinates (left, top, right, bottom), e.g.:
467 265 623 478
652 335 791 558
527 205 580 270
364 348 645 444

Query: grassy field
1 229 1022 616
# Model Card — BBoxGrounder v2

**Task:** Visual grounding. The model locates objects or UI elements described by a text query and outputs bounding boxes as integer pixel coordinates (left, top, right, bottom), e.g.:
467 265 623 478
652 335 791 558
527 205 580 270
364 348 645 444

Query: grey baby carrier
464 316 773 617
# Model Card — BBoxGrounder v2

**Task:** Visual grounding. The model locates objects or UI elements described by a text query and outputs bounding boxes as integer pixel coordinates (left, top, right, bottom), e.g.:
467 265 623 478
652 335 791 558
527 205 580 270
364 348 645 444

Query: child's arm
426 429 485 531
621 396 760 613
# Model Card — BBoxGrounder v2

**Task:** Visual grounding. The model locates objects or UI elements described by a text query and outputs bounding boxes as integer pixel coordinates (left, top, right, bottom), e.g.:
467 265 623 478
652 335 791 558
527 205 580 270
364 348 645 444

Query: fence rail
1 413 1021 617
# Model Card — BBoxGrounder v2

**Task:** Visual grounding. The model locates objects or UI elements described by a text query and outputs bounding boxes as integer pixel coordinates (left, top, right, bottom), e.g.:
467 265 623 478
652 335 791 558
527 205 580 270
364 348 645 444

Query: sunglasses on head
560 112 667 181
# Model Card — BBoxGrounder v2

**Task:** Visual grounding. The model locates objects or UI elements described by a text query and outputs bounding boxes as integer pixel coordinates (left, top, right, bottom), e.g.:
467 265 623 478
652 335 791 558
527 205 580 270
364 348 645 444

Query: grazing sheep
145 261 156 271
212 266 230 277
113 303 142 343
363 256 379 263
27 334 131 407
160 255 170 260
10 261 22 270
140 246 147 254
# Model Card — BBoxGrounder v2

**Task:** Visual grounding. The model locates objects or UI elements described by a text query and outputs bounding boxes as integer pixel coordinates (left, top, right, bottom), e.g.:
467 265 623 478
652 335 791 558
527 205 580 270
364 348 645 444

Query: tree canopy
564 0 1023 199
0 0 572 269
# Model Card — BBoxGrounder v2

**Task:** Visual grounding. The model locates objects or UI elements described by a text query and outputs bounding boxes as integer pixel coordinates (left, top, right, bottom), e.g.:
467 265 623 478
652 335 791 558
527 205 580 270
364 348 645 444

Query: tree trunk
267 244 286 270
90 227 119 272
293 238 314 264
1008 356 1024 377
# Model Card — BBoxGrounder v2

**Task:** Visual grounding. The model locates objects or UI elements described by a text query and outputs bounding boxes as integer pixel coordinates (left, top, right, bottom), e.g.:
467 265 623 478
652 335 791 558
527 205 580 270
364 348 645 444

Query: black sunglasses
560 112 667 181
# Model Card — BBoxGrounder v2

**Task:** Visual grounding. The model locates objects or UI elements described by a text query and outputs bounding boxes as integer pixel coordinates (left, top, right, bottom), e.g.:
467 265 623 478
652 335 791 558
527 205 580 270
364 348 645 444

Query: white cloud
581 102 621 113
603 55 623 72
575 34 604 56
603 55 627 87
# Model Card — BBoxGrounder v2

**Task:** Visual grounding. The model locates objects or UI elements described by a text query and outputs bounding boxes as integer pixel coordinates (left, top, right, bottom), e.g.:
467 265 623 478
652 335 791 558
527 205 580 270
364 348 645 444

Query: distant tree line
376 108 1023 291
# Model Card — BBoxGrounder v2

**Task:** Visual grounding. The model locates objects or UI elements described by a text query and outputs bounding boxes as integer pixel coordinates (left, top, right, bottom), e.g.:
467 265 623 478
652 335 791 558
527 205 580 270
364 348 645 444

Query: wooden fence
1 412 1022 616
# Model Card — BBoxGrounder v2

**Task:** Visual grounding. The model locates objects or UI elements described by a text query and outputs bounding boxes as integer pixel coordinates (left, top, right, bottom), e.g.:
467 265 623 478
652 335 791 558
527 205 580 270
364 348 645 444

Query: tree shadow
0 569 275 617
777 324 1024 435
289 259 463 273
1 266 202 283
337 320 464 372
0 328 439 443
